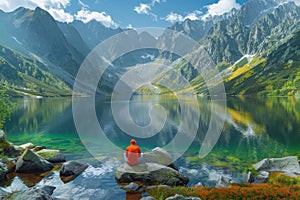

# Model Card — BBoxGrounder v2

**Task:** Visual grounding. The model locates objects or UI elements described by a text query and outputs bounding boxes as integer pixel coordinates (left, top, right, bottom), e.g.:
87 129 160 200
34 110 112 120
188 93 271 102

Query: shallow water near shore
2 96 300 199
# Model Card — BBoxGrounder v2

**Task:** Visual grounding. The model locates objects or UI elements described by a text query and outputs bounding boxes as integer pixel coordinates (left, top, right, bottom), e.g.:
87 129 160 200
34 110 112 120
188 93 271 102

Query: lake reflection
3 96 300 198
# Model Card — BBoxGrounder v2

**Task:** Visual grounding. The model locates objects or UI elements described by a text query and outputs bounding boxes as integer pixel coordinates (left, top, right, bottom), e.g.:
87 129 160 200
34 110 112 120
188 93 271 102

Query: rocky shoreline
0 130 89 199
1 129 299 199
116 147 300 200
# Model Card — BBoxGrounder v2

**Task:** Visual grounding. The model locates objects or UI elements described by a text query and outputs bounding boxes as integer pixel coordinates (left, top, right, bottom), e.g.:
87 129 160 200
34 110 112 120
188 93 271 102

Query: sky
0 0 249 28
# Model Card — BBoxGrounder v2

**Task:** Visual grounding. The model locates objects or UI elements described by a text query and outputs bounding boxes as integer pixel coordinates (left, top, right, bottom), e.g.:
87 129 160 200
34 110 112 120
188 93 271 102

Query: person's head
130 139 136 145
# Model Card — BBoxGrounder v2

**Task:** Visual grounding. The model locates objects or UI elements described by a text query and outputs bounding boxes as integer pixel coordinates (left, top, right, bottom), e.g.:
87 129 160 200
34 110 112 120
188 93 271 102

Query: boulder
122 182 140 192
116 163 189 187
165 194 201 200
253 156 300 174
0 140 11 154
59 161 88 183
19 143 35 150
140 147 176 169
0 130 6 142
8 185 55 200
15 149 54 173
36 149 66 163
4 144 24 157
215 175 231 188
257 171 269 183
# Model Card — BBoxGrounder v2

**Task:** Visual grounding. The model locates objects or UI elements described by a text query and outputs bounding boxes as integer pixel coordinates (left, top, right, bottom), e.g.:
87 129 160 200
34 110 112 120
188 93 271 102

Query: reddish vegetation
147 184 300 200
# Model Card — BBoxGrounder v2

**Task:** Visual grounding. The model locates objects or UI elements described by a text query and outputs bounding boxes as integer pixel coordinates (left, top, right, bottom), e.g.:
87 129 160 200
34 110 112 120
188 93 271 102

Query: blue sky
0 0 248 28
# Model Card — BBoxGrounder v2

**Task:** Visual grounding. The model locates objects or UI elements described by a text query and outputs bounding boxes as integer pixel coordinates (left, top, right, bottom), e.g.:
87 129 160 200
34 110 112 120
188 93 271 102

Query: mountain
70 20 123 49
0 1 299 97
57 22 91 56
0 44 71 96
154 0 300 96
224 29 300 95
0 7 85 78
203 0 300 63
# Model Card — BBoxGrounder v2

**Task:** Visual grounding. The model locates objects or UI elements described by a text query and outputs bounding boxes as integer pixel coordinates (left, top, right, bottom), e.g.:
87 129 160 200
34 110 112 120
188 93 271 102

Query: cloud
163 12 184 23
75 9 117 27
185 10 202 21
48 8 74 23
126 24 135 29
203 0 241 19
78 0 89 9
0 0 73 23
133 0 166 21
30 0 70 9
0 0 118 26
162 10 203 23
134 3 151 15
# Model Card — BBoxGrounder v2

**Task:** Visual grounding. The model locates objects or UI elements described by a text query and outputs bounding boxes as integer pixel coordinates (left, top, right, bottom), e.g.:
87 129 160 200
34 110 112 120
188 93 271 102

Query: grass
147 184 300 200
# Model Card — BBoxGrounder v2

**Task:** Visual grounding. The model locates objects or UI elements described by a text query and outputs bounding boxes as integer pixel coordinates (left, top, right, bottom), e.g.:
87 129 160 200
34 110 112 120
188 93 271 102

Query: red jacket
126 144 141 166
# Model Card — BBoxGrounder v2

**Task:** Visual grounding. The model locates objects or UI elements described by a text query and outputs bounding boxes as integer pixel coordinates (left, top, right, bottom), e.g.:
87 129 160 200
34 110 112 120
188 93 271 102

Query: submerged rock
165 194 201 200
8 185 55 200
15 149 54 173
253 156 300 174
36 149 66 163
116 163 189 187
59 161 88 183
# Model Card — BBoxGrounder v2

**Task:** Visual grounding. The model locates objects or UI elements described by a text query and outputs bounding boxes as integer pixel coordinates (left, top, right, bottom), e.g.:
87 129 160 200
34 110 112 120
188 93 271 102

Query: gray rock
165 194 201 200
140 196 156 200
0 187 9 199
59 161 88 183
36 149 66 163
116 163 189 187
15 149 54 173
257 171 269 183
215 175 231 188
140 147 176 169
253 156 300 174
4 144 24 157
19 143 35 150
33 146 46 151
247 172 254 183
122 182 140 192
9 185 55 200
0 162 8 181
0 130 6 142
194 182 203 187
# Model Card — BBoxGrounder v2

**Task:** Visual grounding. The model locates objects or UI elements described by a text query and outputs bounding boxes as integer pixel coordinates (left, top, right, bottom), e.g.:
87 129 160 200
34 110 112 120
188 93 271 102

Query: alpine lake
1 95 300 199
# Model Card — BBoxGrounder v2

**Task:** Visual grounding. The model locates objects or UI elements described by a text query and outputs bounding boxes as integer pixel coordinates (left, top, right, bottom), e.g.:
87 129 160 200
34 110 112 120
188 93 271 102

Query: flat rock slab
116 162 189 187
36 149 66 163
253 156 300 174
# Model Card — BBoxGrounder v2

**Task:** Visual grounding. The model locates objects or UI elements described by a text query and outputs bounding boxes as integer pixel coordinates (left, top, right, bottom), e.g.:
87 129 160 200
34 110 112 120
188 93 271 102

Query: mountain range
0 0 299 96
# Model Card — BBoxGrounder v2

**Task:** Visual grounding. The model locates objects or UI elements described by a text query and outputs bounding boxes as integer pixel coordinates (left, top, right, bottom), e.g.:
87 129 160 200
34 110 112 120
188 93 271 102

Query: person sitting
125 139 142 166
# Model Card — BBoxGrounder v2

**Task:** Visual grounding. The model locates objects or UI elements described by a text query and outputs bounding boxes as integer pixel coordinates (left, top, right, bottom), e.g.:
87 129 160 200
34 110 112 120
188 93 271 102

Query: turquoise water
2 96 300 199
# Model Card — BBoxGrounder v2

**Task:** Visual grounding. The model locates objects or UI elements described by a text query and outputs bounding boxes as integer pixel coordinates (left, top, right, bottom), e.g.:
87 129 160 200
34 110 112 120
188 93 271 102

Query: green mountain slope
224 29 300 96
0 45 72 97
